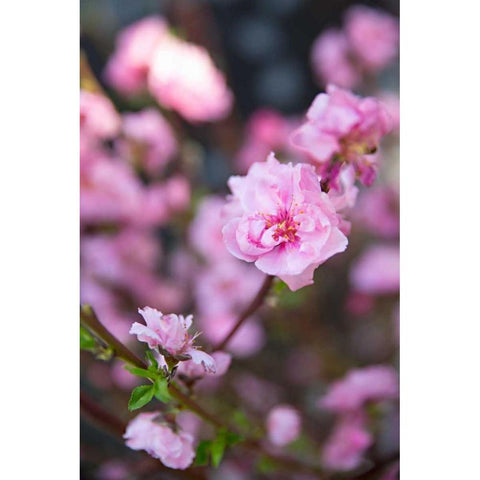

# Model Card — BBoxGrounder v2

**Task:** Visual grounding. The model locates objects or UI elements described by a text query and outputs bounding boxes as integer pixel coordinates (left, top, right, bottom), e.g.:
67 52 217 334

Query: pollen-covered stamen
262 212 299 243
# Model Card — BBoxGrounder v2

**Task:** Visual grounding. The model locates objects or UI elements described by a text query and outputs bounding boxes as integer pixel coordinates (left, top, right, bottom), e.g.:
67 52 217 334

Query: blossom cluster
104 16 233 123
311 5 399 89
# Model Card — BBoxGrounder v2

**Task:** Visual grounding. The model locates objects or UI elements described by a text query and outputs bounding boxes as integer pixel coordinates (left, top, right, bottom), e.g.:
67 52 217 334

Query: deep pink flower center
264 213 299 243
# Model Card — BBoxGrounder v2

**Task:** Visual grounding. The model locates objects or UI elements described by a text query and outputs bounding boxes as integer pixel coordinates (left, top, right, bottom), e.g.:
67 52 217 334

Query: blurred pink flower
194 260 264 316
148 36 233 122
111 360 139 390
290 85 392 186
130 307 216 373
96 460 129 480
223 153 347 291
104 16 168 95
199 313 265 358
350 245 399 295
124 412 195 469
319 365 399 413
189 196 231 262
354 186 399 238
321 412 372 471
121 108 177 175
80 90 121 141
344 6 399 72
311 29 360 89
266 405 301 447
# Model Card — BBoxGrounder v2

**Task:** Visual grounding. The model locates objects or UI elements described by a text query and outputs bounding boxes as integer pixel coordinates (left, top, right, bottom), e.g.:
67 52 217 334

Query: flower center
264 213 299 243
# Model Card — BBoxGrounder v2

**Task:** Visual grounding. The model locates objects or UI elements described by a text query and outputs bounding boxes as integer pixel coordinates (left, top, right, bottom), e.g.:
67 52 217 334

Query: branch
213 274 274 351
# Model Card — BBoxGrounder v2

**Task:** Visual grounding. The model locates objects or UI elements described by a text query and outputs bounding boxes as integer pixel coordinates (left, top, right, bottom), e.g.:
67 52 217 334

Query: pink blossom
148 36 233 122
378 92 400 133
353 186 399 238
266 405 301 447
321 412 372 471
177 351 231 379
222 153 348 291
130 307 216 373
311 29 360 89
350 245 400 295
290 85 392 186
80 91 121 141
104 16 168 95
96 460 129 480
121 108 177 175
124 412 195 469
319 365 399 413
344 6 399 72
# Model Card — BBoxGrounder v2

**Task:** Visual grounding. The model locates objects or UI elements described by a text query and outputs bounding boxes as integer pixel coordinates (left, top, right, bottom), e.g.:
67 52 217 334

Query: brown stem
81 305 147 368
213 275 274 352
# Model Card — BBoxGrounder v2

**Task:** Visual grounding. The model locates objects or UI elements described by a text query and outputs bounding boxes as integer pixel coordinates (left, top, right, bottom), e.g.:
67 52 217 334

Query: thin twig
213 274 274 352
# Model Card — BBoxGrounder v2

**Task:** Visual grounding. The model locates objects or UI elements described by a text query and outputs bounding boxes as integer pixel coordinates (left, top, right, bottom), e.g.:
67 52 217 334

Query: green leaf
232 410 250 430
193 440 212 466
210 428 229 468
125 365 158 380
80 326 96 351
273 279 288 295
153 376 172 403
128 385 155 411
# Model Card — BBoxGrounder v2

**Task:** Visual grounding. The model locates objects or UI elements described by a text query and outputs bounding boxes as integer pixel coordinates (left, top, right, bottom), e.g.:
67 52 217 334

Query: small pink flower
222 153 348 291
121 108 177 175
176 351 231 379
104 16 168 95
319 365 399 413
311 29 360 89
124 412 195 470
290 85 392 186
130 307 216 373
350 245 400 295
344 6 399 72
148 36 233 122
321 412 372 471
266 405 301 447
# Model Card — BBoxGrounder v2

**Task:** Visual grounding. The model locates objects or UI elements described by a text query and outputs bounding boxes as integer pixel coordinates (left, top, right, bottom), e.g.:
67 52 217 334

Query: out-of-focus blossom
319 365 399 413
130 307 216 373
236 109 303 173
176 411 202 439
189 196 232 262
345 291 375 316
350 245 399 295
104 16 168 95
344 6 399 72
199 313 265 358
120 108 177 175
194 260 264 316
148 36 233 122
177 351 231 379
96 460 130 480
111 360 139 390
354 186 399 238
223 153 347 291
381 462 399 480
235 374 281 412
311 29 360 89
291 85 392 187
321 412 372 471
124 412 195 469
80 90 121 141
266 405 301 447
